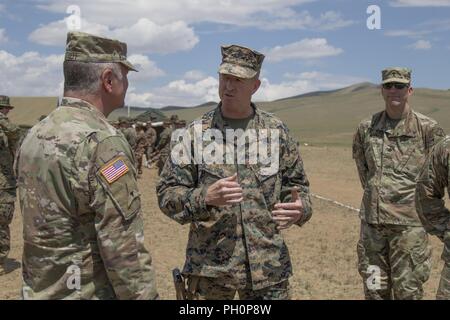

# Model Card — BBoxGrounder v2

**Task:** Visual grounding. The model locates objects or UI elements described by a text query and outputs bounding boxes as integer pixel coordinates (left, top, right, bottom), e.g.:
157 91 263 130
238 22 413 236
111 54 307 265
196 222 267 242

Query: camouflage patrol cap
65 31 138 72
218 44 265 79
118 116 131 124
382 67 411 84
0 95 14 109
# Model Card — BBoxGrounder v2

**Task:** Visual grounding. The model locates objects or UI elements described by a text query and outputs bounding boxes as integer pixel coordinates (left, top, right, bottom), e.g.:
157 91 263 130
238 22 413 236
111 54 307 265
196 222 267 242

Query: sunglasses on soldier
382 82 409 90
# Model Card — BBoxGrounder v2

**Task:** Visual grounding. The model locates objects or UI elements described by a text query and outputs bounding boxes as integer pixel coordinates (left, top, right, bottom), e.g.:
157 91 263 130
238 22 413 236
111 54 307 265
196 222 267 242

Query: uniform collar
372 109 416 137
211 102 261 131
60 97 107 120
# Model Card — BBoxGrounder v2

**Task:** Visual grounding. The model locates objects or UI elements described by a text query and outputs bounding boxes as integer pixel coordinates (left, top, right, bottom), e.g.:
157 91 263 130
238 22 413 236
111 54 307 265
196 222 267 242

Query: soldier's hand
272 187 304 230
205 173 243 207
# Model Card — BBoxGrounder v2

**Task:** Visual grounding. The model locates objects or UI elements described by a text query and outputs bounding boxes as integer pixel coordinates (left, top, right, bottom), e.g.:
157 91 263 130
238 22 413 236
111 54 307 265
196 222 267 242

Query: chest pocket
255 170 280 209
198 164 235 184
393 135 425 176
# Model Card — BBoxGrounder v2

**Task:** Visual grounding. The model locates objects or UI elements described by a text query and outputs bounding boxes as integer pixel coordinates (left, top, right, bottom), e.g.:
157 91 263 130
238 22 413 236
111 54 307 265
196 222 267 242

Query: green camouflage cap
65 31 138 72
382 67 411 84
218 44 265 79
0 95 14 109
118 116 131 124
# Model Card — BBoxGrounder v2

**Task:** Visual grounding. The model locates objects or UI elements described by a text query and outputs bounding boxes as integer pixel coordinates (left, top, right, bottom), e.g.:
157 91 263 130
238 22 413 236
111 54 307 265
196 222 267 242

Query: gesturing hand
205 173 243 207
272 187 304 230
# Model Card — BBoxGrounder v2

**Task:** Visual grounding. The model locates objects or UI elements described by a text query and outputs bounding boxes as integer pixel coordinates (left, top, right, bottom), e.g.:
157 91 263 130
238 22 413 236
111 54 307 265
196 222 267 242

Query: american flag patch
100 157 129 184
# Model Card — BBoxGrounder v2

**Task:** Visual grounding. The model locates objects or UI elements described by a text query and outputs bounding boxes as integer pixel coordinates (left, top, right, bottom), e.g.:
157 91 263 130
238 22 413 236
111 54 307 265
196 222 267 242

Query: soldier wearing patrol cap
157 44 312 300
0 95 21 276
352 67 445 299
17 31 158 299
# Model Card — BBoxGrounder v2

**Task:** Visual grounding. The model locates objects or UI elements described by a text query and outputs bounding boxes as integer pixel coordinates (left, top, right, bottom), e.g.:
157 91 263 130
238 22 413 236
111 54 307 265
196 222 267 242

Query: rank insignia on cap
100 157 129 184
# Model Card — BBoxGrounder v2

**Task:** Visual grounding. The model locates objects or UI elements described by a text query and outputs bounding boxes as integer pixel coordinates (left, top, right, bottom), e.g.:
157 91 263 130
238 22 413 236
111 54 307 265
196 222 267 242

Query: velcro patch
100 157 129 184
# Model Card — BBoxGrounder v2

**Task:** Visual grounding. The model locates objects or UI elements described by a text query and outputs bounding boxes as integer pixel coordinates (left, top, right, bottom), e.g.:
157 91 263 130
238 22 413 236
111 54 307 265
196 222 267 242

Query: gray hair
63 61 123 94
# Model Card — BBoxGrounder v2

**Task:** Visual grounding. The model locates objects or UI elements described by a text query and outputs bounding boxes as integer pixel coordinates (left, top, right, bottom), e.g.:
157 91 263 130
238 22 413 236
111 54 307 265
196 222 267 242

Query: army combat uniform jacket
157 103 312 290
0 113 21 205
17 98 158 300
353 109 445 226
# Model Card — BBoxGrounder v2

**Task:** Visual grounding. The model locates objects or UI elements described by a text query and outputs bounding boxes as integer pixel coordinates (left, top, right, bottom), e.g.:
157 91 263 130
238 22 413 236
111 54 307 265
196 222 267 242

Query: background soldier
134 121 148 176
118 116 137 150
144 119 157 168
157 44 312 300
416 138 450 299
0 95 21 276
352 67 445 299
16 31 158 299
153 119 174 175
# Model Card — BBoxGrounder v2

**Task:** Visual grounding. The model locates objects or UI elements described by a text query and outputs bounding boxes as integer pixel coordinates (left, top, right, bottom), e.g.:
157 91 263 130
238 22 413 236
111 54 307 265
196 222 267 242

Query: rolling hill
8 83 450 147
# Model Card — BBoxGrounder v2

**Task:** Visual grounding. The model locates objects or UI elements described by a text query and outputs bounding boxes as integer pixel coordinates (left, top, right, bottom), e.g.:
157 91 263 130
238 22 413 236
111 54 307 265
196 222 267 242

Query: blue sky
1 0 450 107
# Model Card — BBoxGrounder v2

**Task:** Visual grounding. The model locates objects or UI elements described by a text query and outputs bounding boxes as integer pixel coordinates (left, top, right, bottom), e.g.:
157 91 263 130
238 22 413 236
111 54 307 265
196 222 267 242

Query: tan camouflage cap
218 44 265 79
382 67 411 84
65 31 138 72
0 95 14 109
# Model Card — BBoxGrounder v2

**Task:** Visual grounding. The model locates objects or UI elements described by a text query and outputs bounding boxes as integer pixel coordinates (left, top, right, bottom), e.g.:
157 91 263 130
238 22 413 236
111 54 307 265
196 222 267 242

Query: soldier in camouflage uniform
144 119 157 168
16 31 158 299
134 122 148 176
154 120 174 175
416 138 450 299
118 116 137 150
352 68 445 300
157 44 312 300
0 95 21 276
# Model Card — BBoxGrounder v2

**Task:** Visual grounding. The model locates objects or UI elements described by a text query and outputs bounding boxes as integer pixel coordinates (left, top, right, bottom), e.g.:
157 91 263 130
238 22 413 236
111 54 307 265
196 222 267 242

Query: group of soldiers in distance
110 114 186 176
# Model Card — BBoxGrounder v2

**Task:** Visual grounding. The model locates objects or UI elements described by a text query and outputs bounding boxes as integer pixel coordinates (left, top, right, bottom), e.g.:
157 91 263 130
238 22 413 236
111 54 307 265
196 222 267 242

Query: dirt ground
0 146 444 300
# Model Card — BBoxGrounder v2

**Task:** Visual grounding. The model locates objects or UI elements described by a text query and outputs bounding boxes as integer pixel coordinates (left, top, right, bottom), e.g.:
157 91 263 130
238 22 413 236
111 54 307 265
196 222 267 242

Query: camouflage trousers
135 151 145 174
357 222 431 300
186 276 290 300
0 203 14 264
436 230 450 300
157 154 169 175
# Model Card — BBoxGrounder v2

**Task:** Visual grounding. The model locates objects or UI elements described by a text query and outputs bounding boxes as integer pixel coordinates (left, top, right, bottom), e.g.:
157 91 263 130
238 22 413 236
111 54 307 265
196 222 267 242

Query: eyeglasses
382 83 409 90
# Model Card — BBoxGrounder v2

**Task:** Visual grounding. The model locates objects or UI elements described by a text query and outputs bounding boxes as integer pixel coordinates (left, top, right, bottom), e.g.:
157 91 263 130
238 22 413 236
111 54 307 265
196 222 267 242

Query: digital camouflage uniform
144 125 157 164
118 117 137 151
0 95 21 274
352 68 445 300
155 124 173 175
16 32 158 300
416 136 450 299
157 44 312 300
134 124 148 175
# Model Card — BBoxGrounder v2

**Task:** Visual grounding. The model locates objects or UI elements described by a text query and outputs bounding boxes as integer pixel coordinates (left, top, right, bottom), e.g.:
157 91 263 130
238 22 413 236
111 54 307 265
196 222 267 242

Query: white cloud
264 39 343 62
183 70 207 81
29 18 199 54
0 29 8 44
127 54 165 81
254 71 368 101
34 1 353 32
385 30 430 38
409 39 432 50
253 10 354 31
126 71 368 107
126 76 219 108
0 50 64 96
390 0 450 6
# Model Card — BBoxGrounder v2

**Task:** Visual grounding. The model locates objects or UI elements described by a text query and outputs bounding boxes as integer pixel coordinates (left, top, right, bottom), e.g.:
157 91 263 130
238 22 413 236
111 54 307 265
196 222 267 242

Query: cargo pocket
409 232 432 284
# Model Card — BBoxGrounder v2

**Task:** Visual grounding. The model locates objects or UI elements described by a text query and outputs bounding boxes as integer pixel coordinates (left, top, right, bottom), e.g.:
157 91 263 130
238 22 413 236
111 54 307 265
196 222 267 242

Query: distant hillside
10 83 450 147
9 96 58 126
162 82 450 147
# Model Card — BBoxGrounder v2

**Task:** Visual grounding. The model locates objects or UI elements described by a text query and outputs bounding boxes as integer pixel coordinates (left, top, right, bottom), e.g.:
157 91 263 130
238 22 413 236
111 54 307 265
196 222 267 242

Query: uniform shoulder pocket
94 136 141 221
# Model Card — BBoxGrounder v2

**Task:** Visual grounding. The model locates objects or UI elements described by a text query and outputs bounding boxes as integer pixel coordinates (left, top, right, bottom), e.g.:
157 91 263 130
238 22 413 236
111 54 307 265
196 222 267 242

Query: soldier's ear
101 68 114 93
251 79 261 95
